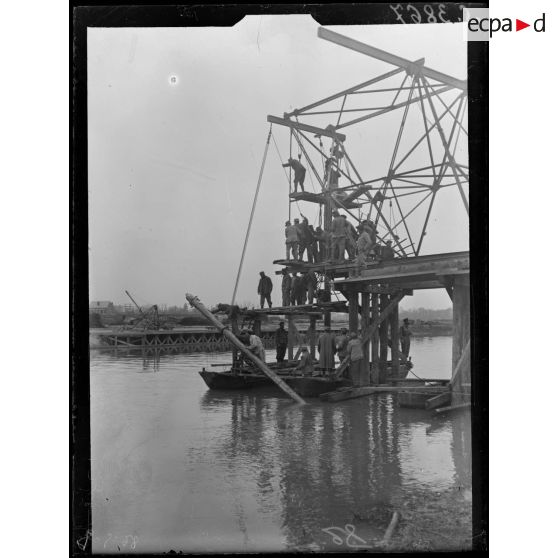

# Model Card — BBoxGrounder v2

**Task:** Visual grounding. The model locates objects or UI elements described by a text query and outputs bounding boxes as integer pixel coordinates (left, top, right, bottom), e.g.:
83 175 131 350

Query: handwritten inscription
321 524 375 550
75 530 138 551
389 4 467 24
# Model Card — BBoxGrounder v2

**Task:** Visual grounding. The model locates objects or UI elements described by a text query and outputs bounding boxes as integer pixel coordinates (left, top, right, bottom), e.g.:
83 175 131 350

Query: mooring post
371 292 379 384
361 291 371 386
379 294 389 383
389 295 400 378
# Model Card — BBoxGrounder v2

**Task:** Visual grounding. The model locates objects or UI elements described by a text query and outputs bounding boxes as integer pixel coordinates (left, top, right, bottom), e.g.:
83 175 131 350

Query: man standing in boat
281 269 292 307
282 157 306 192
317 327 336 376
275 321 288 364
400 318 412 361
257 271 273 309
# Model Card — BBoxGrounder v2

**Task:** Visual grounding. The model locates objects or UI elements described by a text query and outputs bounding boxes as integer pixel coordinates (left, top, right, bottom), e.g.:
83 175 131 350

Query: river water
90 336 471 553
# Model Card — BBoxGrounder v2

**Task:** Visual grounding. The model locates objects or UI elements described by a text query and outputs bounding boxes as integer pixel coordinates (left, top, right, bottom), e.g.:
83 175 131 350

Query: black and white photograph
73 4 487 554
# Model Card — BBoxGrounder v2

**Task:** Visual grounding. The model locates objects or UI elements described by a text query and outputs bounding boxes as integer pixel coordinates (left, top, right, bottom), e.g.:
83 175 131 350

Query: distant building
89 300 115 315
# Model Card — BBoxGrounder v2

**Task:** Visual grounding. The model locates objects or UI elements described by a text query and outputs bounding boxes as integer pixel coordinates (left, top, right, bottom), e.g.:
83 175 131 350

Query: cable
231 126 272 306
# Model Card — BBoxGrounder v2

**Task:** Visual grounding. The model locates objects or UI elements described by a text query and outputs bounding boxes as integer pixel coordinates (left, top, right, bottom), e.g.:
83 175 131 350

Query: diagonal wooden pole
186 293 306 405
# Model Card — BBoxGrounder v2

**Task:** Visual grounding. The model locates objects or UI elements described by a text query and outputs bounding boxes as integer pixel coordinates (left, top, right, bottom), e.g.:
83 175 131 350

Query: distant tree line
399 307 452 321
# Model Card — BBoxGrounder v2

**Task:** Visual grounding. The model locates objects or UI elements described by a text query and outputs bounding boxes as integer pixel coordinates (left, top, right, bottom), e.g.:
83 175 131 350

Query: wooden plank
320 384 446 402
425 391 452 410
267 114 346 141
186 294 306 405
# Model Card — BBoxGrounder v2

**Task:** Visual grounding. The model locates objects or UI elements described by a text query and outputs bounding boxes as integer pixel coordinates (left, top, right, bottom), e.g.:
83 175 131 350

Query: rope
231 126 272 306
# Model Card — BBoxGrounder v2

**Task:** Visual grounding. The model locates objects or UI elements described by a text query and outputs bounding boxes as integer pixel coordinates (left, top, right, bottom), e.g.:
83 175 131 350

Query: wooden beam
267 114 346 141
317 27 467 92
186 294 306 405
361 292 371 386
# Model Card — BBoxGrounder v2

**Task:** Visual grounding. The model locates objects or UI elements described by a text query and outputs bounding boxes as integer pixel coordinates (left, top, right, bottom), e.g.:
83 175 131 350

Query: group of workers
285 213 396 268
257 269 325 309
237 319 412 383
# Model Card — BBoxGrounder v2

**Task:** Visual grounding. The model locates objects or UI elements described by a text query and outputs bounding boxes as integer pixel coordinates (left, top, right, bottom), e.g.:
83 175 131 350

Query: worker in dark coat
317 327 337 374
282 157 306 192
281 269 292 307
291 272 306 306
305 270 318 304
297 218 314 263
257 271 273 309
275 321 289 363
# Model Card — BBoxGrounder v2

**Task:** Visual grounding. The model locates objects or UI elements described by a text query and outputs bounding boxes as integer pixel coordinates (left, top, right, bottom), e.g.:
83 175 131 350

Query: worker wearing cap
282 157 306 192
257 271 273 309
342 215 357 260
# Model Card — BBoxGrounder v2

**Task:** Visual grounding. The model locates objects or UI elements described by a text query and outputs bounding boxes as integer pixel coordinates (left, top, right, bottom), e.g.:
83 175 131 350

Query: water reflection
199 390 471 551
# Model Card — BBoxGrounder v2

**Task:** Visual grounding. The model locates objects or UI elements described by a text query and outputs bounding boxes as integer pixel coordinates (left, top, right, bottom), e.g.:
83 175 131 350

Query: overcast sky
88 16 468 310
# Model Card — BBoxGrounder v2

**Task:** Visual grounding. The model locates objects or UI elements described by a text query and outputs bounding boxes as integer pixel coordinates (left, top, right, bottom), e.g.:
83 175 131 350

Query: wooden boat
199 364 350 398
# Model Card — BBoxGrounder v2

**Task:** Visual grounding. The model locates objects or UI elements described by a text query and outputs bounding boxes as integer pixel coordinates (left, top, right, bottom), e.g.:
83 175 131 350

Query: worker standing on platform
317 327 337 376
298 218 314 263
347 331 367 386
285 220 299 260
281 269 292 307
248 329 266 363
275 321 288 364
400 318 412 361
257 271 273 309
355 223 373 276
283 157 306 192
331 210 346 263
291 272 304 306
304 270 318 304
